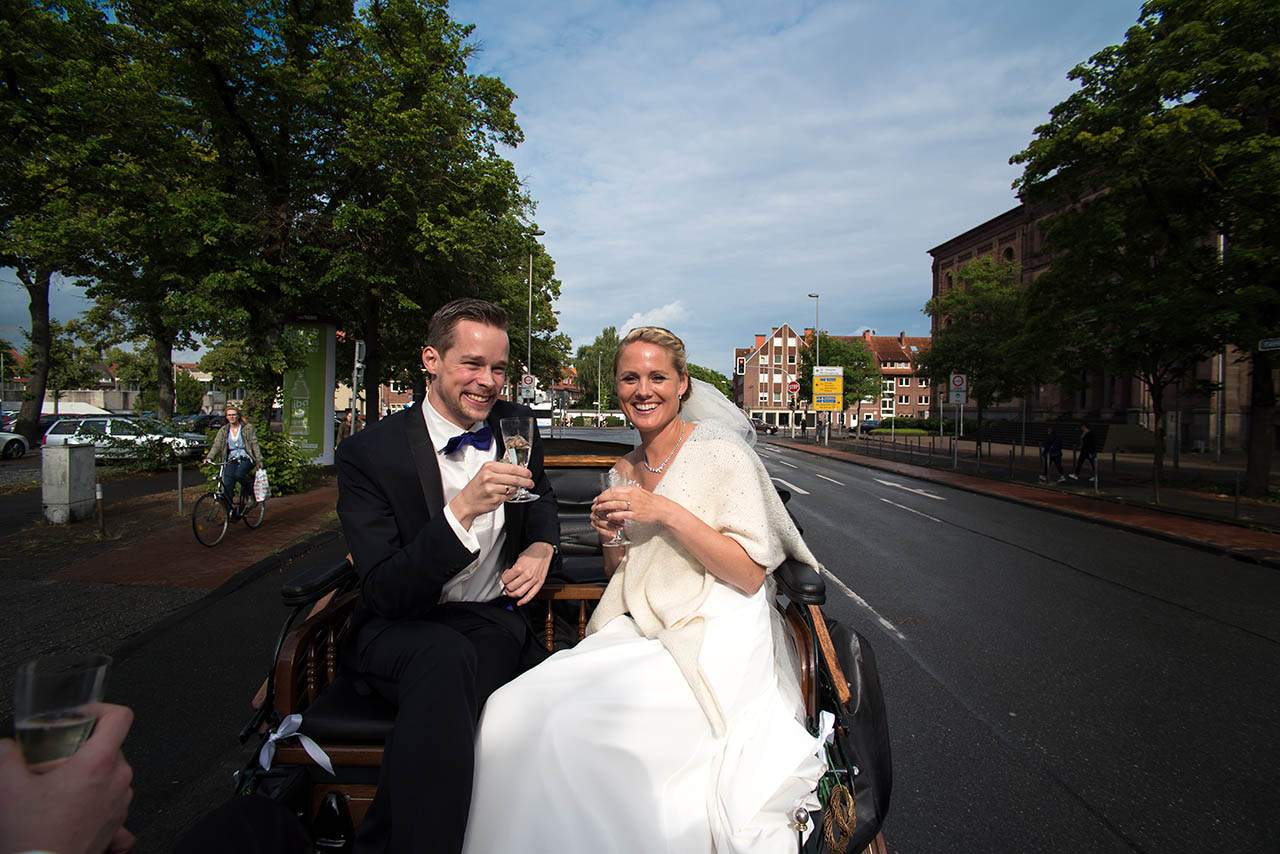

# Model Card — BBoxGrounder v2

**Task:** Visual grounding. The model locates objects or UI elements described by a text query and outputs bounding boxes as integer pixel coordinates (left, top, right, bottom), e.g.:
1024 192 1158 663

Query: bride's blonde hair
614 327 692 402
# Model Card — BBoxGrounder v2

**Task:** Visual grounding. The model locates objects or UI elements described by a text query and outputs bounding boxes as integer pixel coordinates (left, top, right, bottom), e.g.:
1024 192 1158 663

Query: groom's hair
614 327 692 402
426 299 509 355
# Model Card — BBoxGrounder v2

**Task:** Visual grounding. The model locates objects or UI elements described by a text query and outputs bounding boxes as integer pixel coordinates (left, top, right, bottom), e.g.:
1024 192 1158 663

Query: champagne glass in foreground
14 654 111 769
499 417 539 503
599 471 637 548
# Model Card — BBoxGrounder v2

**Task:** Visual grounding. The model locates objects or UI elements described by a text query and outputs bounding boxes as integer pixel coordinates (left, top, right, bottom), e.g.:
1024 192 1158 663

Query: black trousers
351 603 524 854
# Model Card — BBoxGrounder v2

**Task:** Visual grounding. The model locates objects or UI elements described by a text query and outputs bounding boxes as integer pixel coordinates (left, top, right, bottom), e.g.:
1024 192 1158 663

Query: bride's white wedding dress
462 422 826 853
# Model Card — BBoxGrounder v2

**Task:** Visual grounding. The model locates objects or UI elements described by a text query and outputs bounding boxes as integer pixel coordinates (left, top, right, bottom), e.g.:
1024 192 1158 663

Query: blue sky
2 0 1141 374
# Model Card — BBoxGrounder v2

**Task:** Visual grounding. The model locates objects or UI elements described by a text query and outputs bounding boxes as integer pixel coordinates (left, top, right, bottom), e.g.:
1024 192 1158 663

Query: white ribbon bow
258 714 335 776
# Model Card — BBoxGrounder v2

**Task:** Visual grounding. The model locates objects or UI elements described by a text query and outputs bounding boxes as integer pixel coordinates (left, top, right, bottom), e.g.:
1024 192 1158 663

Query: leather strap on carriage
807 604 851 707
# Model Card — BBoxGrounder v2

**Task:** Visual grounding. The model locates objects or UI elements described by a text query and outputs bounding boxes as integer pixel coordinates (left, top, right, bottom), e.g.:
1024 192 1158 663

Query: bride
462 326 827 853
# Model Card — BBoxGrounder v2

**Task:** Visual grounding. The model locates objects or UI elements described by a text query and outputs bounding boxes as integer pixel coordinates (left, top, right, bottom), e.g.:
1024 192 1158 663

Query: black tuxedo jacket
335 400 558 647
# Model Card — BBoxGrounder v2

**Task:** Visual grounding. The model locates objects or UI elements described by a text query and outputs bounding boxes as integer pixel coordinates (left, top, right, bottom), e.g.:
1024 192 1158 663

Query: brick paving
51 485 340 588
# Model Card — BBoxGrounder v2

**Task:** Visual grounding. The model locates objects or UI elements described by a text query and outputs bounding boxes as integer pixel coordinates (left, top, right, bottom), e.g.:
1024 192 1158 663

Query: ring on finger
626 500 631 511
504 485 510 495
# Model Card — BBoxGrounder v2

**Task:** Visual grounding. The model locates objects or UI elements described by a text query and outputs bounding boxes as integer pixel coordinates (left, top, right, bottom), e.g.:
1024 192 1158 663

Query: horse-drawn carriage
238 437 891 853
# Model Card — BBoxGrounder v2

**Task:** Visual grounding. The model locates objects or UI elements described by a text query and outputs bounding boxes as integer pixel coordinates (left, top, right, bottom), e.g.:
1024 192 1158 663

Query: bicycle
193 462 266 547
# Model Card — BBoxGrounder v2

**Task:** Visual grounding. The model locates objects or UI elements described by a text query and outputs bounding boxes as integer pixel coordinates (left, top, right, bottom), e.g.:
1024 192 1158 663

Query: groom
335 298 558 854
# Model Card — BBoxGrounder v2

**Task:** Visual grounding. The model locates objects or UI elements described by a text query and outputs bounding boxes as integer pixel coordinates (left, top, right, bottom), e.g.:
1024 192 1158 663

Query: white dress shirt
422 391 507 603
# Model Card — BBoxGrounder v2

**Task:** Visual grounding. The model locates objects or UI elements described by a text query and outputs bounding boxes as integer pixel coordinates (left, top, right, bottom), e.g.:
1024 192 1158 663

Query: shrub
202 423 317 496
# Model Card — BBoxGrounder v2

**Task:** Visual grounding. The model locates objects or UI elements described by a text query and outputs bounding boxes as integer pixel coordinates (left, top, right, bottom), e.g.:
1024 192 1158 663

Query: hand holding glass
599 471 637 548
499 417 539 503
14 654 111 769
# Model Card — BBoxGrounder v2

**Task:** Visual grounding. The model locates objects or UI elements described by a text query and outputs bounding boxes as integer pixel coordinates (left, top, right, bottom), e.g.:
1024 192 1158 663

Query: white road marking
821 568 906 641
776 460 798 469
879 497 943 523
771 477 810 495
873 478 945 500
815 474 844 486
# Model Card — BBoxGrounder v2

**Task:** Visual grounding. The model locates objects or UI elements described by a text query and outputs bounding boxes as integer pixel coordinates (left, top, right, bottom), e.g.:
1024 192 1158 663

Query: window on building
882 379 895 392
788 353 796 365
898 395 910 404
863 413 875 421
773 353 782 364
773 390 783 403
881 399 894 412
919 378 928 387
759 393 768 404
898 377 910 387
919 395 930 405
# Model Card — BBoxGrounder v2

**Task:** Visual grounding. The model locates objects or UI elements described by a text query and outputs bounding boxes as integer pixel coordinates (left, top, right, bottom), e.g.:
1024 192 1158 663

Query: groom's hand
502 541 554 605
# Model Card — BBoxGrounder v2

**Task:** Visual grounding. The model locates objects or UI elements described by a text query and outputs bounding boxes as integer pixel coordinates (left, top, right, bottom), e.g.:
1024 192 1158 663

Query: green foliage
1009 0 1279 494
797 332 881 420
686 364 732 399
573 327 620 410
175 369 204 414
918 258 1040 412
28 321 102 405
252 425 318 496
97 434 181 472
0 339 16 383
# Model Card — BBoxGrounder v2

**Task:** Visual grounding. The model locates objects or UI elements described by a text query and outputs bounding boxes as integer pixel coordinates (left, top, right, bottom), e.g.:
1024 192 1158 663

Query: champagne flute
598 470 637 547
14 654 111 770
499 417 539 503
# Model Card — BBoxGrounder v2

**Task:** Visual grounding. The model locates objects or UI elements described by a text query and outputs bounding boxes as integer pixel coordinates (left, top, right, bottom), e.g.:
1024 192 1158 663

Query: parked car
173 412 226 433
41 415 207 460
0 430 28 459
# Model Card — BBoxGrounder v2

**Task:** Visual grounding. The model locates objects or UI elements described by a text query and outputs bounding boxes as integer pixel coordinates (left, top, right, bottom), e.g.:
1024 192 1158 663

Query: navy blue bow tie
441 425 493 456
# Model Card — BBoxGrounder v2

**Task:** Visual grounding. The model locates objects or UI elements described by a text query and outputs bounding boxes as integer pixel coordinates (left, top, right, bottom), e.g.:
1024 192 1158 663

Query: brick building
733 325 933 429
927 202 1259 452
832 331 933 426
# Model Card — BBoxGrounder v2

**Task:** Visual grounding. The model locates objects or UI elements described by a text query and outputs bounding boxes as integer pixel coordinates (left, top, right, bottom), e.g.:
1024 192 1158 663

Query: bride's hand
592 485 669 531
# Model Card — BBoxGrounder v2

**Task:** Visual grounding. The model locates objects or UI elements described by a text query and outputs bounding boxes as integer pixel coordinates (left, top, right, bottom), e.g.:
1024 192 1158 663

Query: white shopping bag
253 468 270 502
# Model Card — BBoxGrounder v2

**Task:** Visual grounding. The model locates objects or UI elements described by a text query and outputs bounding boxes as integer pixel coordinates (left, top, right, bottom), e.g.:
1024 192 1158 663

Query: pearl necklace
642 422 686 474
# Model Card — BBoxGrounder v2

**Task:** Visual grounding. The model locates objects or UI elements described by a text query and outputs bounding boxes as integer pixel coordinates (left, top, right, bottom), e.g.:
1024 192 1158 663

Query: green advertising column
282 321 336 465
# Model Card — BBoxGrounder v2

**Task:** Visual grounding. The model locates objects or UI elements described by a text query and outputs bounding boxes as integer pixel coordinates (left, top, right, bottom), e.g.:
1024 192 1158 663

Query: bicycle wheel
242 495 265 529
192 493 229 547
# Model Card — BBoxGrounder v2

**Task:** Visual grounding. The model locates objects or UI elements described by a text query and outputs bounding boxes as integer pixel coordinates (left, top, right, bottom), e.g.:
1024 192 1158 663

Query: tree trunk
1244 350 1275 498
152 335 175 422
14 265 52 445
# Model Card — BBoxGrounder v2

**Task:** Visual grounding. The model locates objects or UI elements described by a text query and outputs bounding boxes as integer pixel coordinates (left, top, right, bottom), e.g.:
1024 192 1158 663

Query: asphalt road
755 442 1280 853
5 432 1278 853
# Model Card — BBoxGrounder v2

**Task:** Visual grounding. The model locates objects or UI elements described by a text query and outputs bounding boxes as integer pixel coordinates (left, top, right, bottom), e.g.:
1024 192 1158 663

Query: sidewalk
50 484 341 588
767 436 1280 570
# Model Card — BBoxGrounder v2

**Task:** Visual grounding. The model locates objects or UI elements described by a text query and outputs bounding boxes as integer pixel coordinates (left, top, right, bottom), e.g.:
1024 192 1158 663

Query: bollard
95 483 105 537
177 461 184 515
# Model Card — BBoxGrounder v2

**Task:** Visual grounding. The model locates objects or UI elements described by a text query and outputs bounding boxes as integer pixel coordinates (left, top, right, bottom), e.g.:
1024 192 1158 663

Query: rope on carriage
822 782 855 852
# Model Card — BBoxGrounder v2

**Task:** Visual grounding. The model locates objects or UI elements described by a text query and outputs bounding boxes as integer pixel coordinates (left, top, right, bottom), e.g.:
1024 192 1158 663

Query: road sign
521 373 536 387
788 380 800 394
1260 338 1280 352
949 373 967 391
949 390 967 405
814 393 843 412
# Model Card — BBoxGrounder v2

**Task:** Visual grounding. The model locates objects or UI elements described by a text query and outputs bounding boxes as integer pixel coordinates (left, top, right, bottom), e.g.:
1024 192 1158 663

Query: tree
797 332 881 430
175 369 205 415
28 322 101 414
0 0 132 442
573 327 620 411
1010 0 1271 495
918 258 1043 452
686 364 732 400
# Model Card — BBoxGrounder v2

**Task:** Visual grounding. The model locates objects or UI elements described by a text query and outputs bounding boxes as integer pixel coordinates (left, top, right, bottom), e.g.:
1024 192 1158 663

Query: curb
771 440 1280 571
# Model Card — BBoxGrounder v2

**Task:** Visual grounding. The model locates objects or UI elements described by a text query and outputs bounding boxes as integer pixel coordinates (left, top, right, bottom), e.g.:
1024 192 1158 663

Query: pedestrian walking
1069 422 1098 482
1040 427 1065 483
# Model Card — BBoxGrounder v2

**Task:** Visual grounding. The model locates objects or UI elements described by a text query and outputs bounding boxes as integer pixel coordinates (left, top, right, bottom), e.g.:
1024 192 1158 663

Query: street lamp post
527 229 545 380
808 293 824 445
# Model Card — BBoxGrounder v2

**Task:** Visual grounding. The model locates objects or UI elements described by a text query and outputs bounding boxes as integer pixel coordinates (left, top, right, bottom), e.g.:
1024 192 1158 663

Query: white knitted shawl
585 420 823 736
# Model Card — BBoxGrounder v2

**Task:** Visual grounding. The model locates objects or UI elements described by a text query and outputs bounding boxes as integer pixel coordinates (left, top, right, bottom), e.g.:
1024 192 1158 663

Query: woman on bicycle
205 405 264 508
